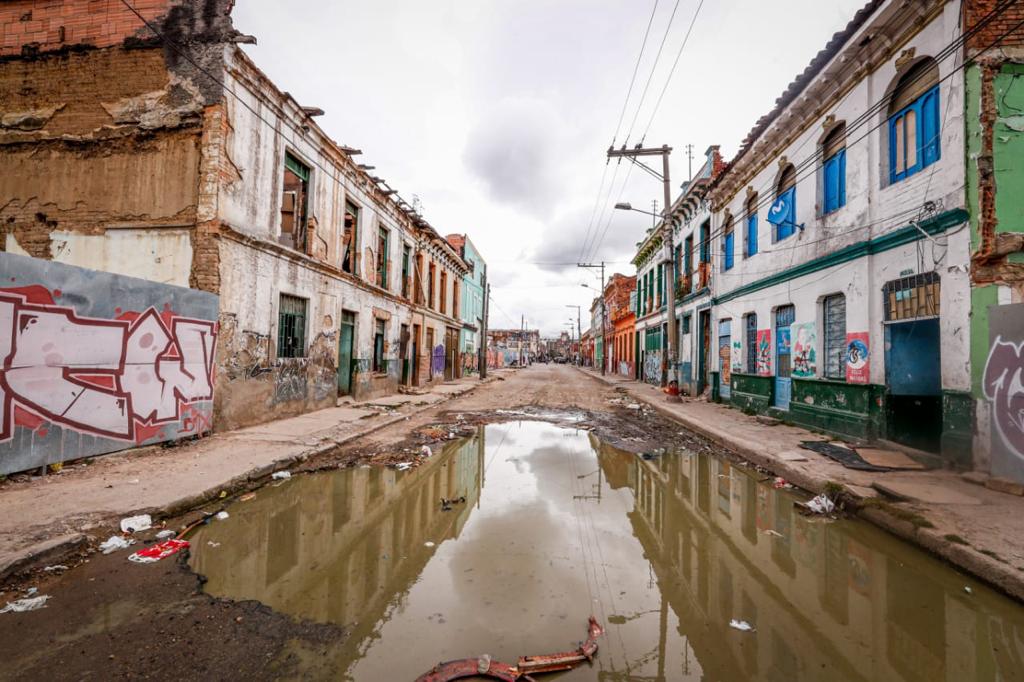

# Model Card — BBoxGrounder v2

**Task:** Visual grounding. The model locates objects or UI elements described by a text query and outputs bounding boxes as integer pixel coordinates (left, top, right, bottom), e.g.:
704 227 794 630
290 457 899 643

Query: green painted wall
729 373 772 413
788 378 877 440
995 64 1024 235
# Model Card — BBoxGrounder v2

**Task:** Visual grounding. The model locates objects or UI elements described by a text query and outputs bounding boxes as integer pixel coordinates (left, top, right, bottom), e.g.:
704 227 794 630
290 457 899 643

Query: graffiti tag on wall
0 287 216 444
431 345 446 375
644 350 662 385
985 336 1024 461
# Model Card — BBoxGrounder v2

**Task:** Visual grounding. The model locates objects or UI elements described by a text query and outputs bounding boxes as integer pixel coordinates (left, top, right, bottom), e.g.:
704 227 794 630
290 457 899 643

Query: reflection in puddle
191 421 1024 681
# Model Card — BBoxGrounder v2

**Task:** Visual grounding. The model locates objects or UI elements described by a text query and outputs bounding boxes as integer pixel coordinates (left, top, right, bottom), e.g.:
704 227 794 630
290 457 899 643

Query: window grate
278 294 307 358
823 294 846 379
745 314 757 373
883 272 939 321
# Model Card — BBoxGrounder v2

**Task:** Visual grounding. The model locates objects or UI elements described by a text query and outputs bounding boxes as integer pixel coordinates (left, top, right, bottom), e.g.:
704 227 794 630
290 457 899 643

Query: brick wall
964 0 1024 53
0 0 172 57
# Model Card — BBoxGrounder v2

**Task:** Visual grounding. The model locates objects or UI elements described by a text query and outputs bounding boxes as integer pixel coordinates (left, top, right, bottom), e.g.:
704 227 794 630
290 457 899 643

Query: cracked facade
0 0 478 472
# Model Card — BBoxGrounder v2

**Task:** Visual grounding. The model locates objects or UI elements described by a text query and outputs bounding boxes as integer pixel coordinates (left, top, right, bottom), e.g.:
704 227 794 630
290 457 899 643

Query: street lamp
615 202 661 219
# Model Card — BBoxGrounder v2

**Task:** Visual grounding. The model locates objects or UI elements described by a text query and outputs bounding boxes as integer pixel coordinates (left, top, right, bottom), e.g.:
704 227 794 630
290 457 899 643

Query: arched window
889 58 940 183
772 164 797 241
745 193 758 257
822 123 846 214
723 212 735 271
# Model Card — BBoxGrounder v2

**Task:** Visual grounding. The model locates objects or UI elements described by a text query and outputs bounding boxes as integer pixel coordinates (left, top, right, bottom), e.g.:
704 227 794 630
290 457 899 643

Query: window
453 281 460 319
683 314 692 335
440 271 448 314
342 200 360 273
373 319 386 373
401 245 411 298
745 313 757 373
277 294 307 358
684 235 693 280
822 124 847 214
376 227 390 290
414 253 424 303
823 294 846 379
772 165 797 242
428 262 436 309
745 194 758 257
723 214 735 271
888 59 940 183
280 153 310 252
699 220 710 263
883 272 940 321
656 263 663 307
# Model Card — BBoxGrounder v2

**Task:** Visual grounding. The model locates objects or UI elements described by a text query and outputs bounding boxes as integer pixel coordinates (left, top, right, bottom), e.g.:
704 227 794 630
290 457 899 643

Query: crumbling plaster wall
0 0 239 290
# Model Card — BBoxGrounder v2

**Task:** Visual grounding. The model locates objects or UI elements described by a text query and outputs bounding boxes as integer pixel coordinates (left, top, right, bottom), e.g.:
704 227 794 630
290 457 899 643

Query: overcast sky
233 0 866 336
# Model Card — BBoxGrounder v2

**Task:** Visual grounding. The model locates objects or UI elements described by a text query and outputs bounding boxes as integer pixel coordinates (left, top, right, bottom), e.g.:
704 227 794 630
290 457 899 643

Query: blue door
719 319 732 400
774 306 795 409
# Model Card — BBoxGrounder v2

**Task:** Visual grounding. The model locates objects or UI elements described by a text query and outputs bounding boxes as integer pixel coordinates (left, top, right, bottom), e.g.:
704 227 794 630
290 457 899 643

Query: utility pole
565 304 582 366
577 262 606 375
685 143 694 181
607 143 680 401
479 275 488 380
520 314 525 367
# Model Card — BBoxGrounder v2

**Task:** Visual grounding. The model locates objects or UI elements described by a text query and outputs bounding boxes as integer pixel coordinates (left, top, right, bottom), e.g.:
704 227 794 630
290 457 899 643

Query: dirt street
0 365 686 681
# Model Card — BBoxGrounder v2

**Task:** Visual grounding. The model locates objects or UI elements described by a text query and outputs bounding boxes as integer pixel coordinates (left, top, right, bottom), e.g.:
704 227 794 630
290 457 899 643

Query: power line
639 0 706 141
623 0 686 145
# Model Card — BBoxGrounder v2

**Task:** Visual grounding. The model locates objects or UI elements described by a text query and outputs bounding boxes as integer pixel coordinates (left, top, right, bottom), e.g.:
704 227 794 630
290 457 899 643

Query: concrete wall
0 252 218 475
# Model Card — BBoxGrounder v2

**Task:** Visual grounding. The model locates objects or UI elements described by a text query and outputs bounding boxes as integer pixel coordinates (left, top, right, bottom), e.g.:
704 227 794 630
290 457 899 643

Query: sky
232 0 867 337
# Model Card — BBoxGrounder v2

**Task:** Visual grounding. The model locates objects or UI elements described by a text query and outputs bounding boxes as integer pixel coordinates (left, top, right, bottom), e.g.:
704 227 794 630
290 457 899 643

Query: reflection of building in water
192 430 484 639
616 450 1024 681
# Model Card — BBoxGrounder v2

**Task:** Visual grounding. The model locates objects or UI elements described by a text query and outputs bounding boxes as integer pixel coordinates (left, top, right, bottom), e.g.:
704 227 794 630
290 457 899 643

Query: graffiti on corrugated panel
0 253 219 475
984 303 1024 479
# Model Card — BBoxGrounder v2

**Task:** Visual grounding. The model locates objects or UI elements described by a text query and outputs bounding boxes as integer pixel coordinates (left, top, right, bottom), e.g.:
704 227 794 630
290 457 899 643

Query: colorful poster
845 332 869 384
756 329 772 376
792 321 817 378
732 339 743 373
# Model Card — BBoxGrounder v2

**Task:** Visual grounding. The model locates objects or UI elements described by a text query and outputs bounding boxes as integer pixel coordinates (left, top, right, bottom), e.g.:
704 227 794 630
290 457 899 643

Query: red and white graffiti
984 336 1024 460
0 287 217 444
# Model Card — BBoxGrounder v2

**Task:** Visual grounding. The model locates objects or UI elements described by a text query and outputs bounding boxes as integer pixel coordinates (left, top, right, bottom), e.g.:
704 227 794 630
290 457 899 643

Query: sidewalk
0 371 511 581
578 367 1024 601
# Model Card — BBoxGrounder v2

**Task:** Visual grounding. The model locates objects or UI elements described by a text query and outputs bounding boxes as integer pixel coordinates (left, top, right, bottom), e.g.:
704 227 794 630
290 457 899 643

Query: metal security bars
277 294 307 358
823 294 846 379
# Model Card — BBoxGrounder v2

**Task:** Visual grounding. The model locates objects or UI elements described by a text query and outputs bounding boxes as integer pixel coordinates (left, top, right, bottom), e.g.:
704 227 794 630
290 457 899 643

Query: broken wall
0 252 218 476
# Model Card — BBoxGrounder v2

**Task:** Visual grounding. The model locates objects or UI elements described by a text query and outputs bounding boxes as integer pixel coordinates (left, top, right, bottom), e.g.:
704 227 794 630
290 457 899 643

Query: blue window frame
724 230 734 270
823 149 846 214
889 84 940 183
746 213 758 257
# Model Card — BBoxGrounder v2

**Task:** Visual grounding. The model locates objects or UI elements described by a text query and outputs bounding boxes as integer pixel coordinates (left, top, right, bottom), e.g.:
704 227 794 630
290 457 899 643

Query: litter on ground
0 596 50 614
128 539 190 563
99 535 133 554
803 494 837 515
271 471 292 480
215 511 230 521
420 445 433 458
119 514 152 533
729 619 755 632
155 529 177 539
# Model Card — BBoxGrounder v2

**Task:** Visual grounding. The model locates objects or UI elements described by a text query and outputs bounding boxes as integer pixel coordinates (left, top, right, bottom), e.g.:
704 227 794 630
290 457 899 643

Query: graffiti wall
0 253 218 475
644 350 662 385
984 303 1024 482
431 345 446 376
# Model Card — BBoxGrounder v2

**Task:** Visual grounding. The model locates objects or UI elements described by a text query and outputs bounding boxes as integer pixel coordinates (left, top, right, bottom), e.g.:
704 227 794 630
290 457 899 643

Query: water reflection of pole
477 428 485 509
657 594 668 682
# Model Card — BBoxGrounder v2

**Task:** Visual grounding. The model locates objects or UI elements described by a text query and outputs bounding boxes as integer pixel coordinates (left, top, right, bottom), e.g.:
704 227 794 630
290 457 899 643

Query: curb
575 367 1024 602
0 376 500 583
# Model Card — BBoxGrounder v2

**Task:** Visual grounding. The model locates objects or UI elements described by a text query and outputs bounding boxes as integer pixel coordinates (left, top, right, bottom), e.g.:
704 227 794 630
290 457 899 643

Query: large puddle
190 420 1024 680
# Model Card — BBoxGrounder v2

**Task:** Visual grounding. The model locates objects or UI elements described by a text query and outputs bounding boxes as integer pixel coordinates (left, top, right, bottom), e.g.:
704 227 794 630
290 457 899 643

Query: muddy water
190 421 1024 681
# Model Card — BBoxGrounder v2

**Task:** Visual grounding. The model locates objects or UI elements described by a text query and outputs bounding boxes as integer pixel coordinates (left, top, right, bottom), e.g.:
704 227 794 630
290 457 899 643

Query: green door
338 311 355 396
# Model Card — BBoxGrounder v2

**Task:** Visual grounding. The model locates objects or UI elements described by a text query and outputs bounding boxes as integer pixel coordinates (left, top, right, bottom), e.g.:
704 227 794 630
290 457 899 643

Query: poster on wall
845 332 870 384
756 329 772 376
792 322 817 378
732 339 743 373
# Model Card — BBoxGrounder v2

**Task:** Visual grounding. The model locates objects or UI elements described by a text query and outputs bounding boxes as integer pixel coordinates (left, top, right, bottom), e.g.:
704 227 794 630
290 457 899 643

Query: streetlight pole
565 305 582 365
608 143 680 401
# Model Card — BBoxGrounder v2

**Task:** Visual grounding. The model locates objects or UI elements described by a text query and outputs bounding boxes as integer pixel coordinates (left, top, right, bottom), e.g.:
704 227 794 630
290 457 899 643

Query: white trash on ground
99 535 133 554
215 511 229 521
805 494 836 515
420 445 433 458
155 529 176 539
271 471 292 480
394 462 413 471
119 514 152 533
0 596 50 613
729 619 755 632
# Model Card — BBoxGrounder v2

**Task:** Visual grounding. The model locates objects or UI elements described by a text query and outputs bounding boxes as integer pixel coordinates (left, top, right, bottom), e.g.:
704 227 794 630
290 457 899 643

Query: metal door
774 305 795 409
719 319 732 399
337 311 355 396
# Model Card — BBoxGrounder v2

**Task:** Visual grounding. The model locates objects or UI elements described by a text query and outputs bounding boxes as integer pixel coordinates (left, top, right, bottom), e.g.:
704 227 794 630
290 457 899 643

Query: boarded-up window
883 272 940 321
277 294 307 358
823 294 846 379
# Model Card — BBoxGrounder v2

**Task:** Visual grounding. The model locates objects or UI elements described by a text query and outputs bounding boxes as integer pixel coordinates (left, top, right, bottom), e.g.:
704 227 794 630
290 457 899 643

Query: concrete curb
0 376 501 583
576 367 1024 602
